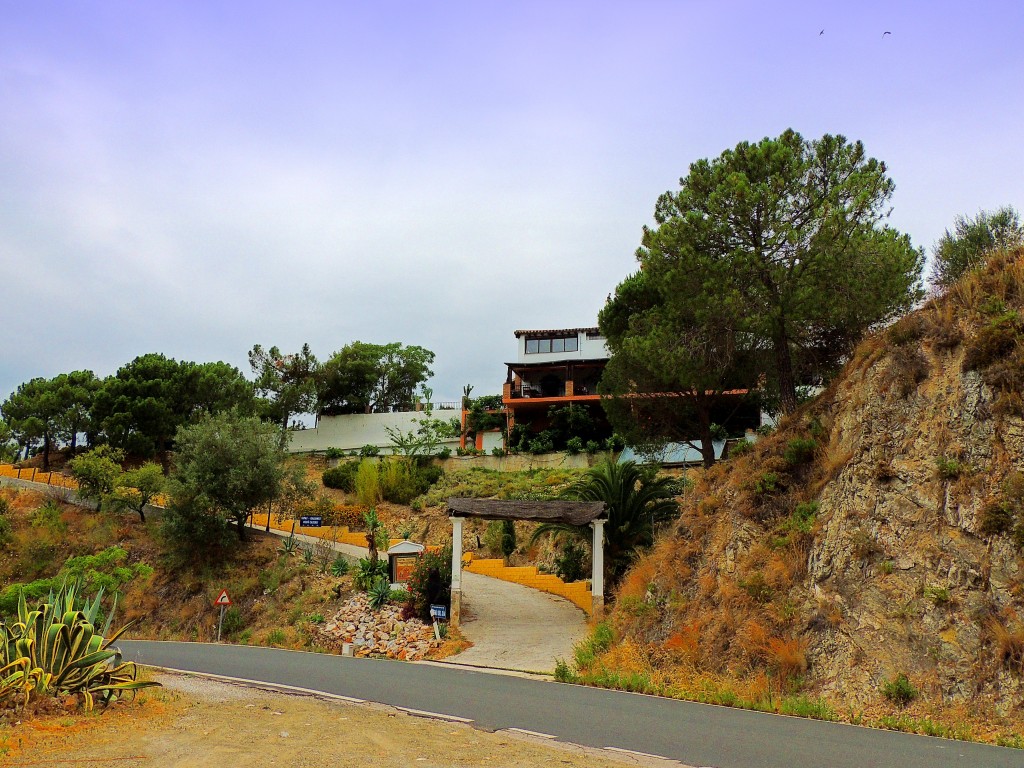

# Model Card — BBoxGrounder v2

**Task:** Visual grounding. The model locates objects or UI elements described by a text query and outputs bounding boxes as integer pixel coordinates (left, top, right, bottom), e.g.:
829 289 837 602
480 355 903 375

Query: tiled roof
513 327 600 338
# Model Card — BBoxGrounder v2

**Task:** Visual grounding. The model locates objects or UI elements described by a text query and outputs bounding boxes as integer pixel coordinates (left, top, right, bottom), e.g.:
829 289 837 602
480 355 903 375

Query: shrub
322 462 359 491
490 447 506 457
331 555 351 576
221 606 244 636
266 629 287 646
30 500 66 534
936 456 964 479
566 437 584 455
324 447 346 459
888 314 926 346
882 673 917 706
359 444 380 457
500 520 516 558
979 501 1015 536
754 472 782 495
962 312 1020 372
584 440 601 454
554 539 587 582
528 432 555 455
989 619 1024 671
573 622 614 669
405 547 452 621
739 572 773 603
367 577 392 610
354 460 382 506
353 557 388 591
783 438 817 466
728 439 754 458
435 447 452 459
68 446 124 511
924 585 952 606
780 696 836 721
554 658 577 683
782 501 820 535
887 345 930 397
379 458 420 504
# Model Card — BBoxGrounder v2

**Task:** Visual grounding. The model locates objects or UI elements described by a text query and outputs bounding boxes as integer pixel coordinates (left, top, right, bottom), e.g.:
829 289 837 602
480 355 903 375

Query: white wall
287 411 460 455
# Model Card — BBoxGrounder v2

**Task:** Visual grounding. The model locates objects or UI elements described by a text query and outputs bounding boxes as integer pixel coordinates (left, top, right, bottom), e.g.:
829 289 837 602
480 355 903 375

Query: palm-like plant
532 457 679 588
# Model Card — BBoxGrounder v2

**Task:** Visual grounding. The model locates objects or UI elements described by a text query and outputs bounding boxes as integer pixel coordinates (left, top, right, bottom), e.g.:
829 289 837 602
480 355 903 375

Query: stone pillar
450 516 464 626
590 519 605 617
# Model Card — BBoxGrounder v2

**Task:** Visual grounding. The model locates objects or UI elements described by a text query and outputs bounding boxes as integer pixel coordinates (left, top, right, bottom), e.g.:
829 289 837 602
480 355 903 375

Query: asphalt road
119 641 1021 768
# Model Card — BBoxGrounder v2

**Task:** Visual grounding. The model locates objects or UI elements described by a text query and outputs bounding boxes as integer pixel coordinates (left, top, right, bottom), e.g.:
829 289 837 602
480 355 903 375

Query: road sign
215 589 232 606
429 604 448 620
300 515 323 527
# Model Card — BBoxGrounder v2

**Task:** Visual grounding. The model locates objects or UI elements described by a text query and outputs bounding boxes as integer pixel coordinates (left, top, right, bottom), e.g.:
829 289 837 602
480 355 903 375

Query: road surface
119 640 1020 768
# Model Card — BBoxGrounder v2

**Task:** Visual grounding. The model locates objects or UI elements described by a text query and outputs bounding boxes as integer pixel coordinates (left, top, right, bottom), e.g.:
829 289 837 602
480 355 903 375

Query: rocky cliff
598 248 1024 731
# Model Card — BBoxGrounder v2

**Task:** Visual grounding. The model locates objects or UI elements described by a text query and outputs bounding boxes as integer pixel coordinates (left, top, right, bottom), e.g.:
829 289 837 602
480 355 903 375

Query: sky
2 0 1023 405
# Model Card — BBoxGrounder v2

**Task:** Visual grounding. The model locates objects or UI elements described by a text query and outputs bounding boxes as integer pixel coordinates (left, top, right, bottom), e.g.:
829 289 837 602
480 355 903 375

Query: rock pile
316 594 441 660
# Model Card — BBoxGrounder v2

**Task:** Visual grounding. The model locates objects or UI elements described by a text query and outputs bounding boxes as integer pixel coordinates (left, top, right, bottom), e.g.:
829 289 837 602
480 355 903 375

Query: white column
590 519 605 617
449 516 464 626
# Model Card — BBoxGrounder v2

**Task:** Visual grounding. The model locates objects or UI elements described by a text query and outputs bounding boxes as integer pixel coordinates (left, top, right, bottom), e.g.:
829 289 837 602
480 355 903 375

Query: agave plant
367 577 392 610
0 581 160 710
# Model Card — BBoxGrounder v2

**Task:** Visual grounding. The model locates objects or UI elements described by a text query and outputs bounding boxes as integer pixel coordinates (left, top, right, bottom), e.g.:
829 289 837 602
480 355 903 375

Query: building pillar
590 519 605 617
450 515 464 626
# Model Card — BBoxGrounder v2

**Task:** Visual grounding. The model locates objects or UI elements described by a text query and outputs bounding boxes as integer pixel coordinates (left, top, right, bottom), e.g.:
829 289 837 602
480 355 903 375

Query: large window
525 335 578 354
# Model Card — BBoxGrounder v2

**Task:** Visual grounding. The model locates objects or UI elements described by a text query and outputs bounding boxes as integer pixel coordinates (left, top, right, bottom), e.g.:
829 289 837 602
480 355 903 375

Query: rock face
316 594 441 660
607 251 1024 716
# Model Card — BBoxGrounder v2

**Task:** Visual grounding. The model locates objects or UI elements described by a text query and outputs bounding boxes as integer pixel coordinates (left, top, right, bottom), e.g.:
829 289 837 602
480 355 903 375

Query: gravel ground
3 673 684 768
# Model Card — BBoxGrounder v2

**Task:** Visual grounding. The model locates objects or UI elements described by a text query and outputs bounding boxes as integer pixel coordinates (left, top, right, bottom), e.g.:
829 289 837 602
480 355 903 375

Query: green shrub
354 460 382 506
784 438 818 466
979 501 1015 536
359 444 380 457
490 447 506 457
500 519 516 558
728 439 754 458
367 577 392 610
554 539 587 583
936 456 964 479
584 440 601 454
30 500 66 534
331 555 351 576
353 557 388 591
554 658 578 683
483 521 504 557
882 673 917 706
436 447 452 459
266 629 287 646
528 432 555 455
324 447 346 459
322 462 359 491
573 622 614 669
924 585 952 606
782 501 820 535
780 696 837 721
405 546 452 621
0 516 11 548
754 472 781 495
739 572 773 603
379 458 419 504
566 437 584 455
221 606 244 636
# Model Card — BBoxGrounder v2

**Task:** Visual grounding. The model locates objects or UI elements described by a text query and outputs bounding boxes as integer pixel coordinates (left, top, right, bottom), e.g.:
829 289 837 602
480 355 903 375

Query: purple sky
2 1 1023 404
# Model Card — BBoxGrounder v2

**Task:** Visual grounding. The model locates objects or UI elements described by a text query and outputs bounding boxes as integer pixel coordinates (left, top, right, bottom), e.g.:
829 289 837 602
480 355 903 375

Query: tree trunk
774 330 799 415
70 430 78 458
237 515 247 541
265 499 272 533
367 530 378 565
696 399 717 469
42 431 51 472
138 505 146 523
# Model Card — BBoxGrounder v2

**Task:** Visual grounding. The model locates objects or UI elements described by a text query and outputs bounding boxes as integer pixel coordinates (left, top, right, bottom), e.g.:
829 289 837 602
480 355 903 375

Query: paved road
119 640 1020 768
456 570 588 673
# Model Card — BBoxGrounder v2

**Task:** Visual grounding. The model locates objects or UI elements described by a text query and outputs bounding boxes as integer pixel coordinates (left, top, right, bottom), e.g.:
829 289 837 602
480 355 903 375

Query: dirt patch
1 673 670 767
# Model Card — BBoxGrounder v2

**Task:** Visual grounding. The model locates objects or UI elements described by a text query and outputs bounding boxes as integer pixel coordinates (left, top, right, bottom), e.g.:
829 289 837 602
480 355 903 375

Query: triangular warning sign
214 589 232 606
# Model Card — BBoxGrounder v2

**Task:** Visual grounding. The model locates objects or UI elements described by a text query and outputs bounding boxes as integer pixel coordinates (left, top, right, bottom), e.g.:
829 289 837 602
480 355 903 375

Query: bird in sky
883 31 891 36
819 29 825 35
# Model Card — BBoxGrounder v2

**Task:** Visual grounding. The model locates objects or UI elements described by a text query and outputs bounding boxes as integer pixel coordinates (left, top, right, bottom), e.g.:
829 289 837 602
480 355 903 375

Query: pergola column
590 519 605 617
450 515 463 626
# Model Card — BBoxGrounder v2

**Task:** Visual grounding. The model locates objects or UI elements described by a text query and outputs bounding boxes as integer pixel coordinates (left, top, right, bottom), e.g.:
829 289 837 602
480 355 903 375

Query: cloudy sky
2 1 1023 404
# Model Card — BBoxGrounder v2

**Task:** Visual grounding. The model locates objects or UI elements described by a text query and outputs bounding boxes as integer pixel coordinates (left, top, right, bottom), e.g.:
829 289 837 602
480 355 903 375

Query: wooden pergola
445 498 608 625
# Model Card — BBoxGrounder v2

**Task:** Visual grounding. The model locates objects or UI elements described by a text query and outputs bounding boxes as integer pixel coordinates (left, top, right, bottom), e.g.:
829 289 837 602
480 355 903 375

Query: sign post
215 589 232 641
429 604 447 641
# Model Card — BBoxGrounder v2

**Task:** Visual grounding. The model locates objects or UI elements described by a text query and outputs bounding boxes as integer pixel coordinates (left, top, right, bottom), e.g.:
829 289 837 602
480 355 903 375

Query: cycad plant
531 457 679 588
0 582 160 710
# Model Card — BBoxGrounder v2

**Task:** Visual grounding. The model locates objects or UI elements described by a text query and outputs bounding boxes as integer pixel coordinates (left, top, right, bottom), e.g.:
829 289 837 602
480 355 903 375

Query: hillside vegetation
580 248 1024 744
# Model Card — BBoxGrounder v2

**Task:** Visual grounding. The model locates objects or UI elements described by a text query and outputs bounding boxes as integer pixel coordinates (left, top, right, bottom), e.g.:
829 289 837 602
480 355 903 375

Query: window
525 334 579 354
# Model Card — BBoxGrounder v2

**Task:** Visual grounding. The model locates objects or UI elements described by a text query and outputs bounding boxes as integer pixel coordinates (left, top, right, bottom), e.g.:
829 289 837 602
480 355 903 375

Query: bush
324 447 346 459
936 456 964 479
30 500 67 534
784 438 818 466
435 447 452 459
359 444 380 457
882 673 918 706
354 460 382 506
566 437 584 455
221 606 244 636
331 555 350 576
739 572 773 603
554 539 587 583
980 501 1016 536
405 547 452 621
728 439 754 458
962 313 1020 372
379 458 420 504
353 557 388 590
367 577 392 610
161 493 236 561
782 501 820 535
322 462 359 491
500 519 516 558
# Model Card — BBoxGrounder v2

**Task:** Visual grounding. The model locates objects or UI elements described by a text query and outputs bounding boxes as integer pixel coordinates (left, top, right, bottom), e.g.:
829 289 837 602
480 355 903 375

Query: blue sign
429 604 448 620
300 516 323 527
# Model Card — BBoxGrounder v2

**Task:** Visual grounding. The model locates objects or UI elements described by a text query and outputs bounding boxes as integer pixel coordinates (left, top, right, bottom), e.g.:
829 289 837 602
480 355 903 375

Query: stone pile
317 594 441 660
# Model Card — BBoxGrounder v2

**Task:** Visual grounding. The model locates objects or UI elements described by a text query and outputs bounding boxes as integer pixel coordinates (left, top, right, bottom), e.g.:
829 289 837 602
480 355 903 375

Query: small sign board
300 516 323 527
429 604 448 620
214 589 232 606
